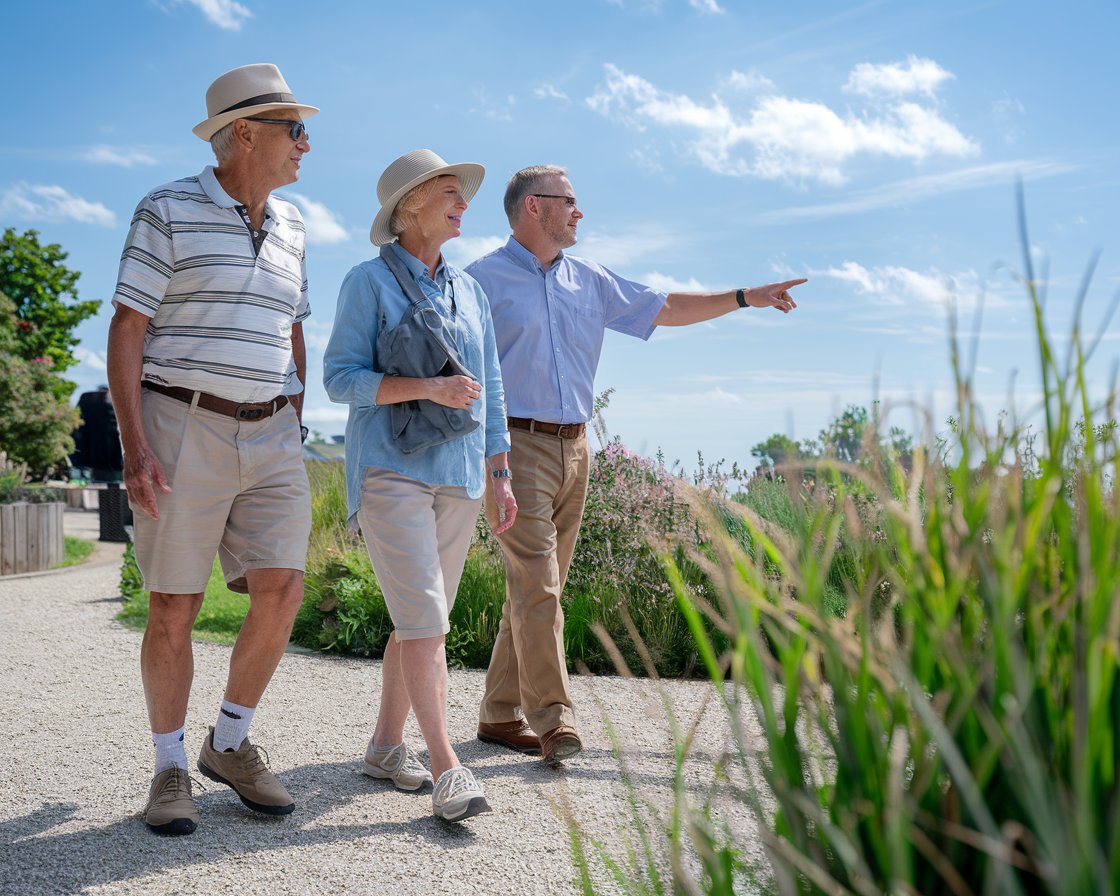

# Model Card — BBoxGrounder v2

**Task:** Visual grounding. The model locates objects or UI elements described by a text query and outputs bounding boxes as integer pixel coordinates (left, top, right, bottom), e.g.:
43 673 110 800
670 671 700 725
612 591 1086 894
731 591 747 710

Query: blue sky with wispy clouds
3 0 1117 469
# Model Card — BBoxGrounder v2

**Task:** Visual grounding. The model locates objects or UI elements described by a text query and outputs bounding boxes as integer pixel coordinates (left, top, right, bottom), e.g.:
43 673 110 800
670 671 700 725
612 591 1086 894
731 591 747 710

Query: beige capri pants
356 467 480 640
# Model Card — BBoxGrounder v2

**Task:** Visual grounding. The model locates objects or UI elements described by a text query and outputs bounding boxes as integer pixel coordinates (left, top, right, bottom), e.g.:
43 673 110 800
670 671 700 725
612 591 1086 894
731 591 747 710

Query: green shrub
0 454 64 504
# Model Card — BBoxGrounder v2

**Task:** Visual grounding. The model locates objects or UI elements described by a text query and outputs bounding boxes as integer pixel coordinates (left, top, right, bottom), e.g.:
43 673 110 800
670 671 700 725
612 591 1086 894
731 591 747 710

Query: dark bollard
98 483 133 543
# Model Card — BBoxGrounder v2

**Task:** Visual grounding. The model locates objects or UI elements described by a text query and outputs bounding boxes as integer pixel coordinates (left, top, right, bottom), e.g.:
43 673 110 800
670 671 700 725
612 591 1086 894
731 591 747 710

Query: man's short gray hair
209 122 237 164
503 165 567 227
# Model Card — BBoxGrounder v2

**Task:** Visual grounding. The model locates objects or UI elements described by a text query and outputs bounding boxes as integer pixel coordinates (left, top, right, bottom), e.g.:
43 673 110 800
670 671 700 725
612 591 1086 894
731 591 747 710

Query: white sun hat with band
370 149 485 246
192 63 319 141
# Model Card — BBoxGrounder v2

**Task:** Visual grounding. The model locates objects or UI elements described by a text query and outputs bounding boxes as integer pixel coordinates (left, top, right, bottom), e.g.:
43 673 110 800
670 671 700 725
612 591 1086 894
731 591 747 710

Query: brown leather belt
507 416 586 439
143 382 289 421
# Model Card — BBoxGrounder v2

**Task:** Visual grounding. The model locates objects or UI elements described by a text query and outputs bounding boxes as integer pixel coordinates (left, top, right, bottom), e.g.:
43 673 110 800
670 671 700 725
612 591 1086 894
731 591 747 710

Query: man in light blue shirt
466 165 804 762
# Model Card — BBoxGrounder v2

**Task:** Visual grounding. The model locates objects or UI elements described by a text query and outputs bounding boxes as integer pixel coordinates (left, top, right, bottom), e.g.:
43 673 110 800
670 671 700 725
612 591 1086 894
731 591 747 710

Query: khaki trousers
481 427 590 735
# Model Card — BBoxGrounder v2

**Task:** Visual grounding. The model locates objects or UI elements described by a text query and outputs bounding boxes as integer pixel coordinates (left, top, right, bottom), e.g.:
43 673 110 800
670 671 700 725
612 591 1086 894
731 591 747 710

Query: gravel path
0 510 763 895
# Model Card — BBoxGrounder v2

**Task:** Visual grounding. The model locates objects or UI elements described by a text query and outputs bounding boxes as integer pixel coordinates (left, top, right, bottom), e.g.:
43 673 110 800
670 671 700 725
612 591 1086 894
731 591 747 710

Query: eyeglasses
532 193 578 208
247 118 308 142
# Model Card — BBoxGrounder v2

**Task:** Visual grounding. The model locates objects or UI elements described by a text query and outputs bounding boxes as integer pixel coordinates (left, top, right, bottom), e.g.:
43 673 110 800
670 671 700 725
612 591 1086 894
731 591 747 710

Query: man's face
246 110 310 188
534 175 582 249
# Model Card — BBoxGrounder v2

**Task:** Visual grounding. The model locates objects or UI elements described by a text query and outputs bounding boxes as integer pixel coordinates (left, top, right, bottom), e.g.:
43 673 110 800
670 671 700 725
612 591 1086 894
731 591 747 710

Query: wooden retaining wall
0 502 64 576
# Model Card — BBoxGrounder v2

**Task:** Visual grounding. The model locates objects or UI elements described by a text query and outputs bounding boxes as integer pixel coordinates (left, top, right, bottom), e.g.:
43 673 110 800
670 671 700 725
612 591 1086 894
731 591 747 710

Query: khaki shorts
132 388 312 594
356 467 479 640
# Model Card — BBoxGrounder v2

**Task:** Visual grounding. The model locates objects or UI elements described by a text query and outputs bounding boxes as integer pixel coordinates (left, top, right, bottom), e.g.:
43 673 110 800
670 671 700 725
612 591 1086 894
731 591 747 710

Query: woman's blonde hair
389 176 447 238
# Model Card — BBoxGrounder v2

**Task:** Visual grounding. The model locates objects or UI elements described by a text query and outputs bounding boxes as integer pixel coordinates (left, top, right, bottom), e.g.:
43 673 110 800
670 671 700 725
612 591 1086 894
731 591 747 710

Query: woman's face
410 175 468 245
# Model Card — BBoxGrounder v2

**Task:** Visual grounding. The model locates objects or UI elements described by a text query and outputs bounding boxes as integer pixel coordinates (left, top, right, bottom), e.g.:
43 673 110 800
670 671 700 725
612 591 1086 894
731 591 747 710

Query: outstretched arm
653 277 805 327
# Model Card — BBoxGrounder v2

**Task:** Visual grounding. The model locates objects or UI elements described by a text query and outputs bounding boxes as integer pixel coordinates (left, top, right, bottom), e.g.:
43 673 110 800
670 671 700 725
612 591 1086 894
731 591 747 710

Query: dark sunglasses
246 117 308 142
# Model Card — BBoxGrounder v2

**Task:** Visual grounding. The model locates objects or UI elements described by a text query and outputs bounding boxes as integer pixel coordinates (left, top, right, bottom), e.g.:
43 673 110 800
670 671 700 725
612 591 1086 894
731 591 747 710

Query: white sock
213 700 256 752
153 727 188 774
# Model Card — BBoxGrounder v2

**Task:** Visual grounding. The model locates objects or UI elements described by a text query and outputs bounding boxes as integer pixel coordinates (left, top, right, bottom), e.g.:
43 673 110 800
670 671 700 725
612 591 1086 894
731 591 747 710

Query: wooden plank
0 504 12 576
27 503 41 573
13 504 28 575
44 503 62 568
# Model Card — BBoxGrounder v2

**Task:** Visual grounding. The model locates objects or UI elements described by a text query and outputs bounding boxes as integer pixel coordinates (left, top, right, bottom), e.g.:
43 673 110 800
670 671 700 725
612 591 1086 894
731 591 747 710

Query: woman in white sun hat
323 149 517 823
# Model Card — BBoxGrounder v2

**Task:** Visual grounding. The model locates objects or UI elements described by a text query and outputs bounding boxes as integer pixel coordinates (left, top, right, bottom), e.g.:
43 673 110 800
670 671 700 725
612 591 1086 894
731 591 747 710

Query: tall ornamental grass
573 207 1120 894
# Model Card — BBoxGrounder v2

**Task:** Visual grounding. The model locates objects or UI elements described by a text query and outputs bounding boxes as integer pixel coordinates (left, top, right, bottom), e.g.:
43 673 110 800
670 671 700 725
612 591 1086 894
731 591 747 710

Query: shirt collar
386 240 450 287
198 166 278 223
198 166 238 209
502 235 564 275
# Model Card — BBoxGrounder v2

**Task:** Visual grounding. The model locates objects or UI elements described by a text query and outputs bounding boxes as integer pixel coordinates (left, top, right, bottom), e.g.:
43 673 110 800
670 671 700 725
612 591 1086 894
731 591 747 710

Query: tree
750 433 807 469
0 228 100 374
817 404 869 463
751 404 916 477
0 291 80 474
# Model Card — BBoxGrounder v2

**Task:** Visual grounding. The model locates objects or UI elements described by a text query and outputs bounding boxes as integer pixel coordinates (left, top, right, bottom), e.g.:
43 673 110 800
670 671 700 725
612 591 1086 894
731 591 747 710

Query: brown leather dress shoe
477 719 542 755
540 726 582 762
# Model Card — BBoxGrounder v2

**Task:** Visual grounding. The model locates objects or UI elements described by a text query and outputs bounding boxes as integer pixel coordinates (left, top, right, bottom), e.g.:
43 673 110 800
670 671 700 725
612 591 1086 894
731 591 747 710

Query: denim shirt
323 242 510 521
465 236 666 424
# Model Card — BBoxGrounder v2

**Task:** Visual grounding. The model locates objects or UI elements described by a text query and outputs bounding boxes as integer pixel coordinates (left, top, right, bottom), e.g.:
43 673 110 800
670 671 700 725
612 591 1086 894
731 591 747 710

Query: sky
4 0 1119 473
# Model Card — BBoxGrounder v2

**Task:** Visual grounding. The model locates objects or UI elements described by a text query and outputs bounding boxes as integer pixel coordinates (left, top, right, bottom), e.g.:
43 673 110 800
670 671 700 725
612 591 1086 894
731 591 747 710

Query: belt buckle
235 404 265 421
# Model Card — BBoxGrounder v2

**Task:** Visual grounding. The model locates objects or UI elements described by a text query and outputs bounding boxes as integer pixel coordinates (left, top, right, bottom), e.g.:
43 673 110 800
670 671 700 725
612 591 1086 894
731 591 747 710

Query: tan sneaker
361 740 432 791
432 766 491 823
142 767 198 836
197 726 294 815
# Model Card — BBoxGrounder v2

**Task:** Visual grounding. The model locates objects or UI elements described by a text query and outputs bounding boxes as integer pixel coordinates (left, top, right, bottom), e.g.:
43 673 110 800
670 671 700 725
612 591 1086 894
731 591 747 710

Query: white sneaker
361 741 432 791
432 766 491 822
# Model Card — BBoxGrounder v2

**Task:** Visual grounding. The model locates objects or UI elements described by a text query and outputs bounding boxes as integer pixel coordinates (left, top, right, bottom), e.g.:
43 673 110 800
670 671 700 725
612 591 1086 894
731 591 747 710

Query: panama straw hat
192 63 319 141
370 149 485 246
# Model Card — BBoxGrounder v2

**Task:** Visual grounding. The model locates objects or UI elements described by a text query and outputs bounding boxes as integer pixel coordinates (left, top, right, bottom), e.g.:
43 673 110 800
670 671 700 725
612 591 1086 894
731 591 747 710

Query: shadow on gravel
0 760 482 895
466 740 726 791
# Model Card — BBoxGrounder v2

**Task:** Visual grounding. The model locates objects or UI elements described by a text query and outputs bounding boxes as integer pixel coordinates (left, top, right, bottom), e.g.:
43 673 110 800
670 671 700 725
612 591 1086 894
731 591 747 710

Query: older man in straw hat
107 63 317 835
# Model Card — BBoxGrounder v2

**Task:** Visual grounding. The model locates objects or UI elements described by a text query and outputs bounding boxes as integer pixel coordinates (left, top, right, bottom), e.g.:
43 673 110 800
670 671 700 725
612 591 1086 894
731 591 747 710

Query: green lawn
53 536 94 568
118 558 249 644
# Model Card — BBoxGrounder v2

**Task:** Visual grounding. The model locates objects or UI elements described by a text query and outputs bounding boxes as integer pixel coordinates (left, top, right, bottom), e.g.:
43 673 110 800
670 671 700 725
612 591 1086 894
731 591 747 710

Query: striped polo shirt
111 166 310 403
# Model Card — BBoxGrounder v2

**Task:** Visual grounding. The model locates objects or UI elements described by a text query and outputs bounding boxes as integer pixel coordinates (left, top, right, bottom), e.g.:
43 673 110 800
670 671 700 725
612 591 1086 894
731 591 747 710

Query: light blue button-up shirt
465 237 666 424
323 242 510 521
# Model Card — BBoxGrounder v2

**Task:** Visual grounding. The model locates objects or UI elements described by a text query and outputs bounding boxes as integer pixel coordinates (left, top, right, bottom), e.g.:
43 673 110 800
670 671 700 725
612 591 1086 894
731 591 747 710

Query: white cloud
631 146 664 174
723 70 774 93
470 89 516 122
74 347 108 372
822 260 957 306
302 404 349 425
689 0 723 12
0 182 115 227
82 145 158 167
844 56 954 98
576 225 679 269
534 84 570 103
444 235 507 268
299 319 335 353
758 159 1073 222
814 261 1002 319
586 61 978 184
640 271 712 293
281 192 349 245
178 0 251 30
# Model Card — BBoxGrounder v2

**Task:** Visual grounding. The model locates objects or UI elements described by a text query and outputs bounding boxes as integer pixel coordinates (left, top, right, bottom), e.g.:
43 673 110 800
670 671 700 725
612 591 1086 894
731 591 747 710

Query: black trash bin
99 483 133 543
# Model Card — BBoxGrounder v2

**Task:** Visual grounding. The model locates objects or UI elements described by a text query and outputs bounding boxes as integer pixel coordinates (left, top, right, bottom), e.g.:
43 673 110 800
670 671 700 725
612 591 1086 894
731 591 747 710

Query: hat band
218 91 297 115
